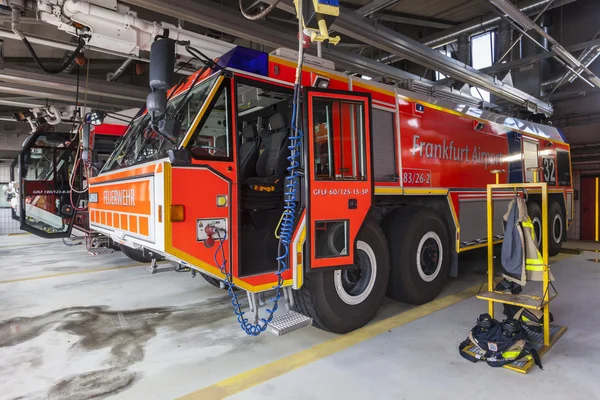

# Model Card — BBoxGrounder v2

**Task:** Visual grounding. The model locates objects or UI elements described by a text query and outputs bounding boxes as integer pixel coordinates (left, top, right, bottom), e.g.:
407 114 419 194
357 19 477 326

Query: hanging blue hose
212 81 304 336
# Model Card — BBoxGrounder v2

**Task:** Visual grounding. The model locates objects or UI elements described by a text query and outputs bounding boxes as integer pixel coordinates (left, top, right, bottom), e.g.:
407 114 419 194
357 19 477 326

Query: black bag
459 314 542 369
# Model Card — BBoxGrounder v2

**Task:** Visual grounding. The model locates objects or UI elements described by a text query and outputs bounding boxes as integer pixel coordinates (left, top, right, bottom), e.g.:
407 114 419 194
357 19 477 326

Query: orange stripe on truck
139 217 149 236
129 216 138 234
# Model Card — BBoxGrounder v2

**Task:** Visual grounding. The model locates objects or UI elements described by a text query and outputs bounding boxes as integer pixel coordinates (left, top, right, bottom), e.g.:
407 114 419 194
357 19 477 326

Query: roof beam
377 14 455 29
356 0 407 18
435 37 600 85
0 66 148 103
487 0 600 89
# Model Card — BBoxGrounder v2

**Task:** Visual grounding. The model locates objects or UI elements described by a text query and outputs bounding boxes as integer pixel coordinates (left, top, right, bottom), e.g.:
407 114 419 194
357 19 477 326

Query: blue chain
213 83 304 336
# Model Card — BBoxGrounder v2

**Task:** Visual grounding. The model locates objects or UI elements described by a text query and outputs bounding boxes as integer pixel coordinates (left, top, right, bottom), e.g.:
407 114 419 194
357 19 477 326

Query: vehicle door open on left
18 132 78 238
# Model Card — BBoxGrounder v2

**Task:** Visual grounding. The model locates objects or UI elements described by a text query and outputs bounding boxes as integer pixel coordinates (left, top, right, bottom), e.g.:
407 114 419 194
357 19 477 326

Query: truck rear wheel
120 245 153 263
384 206 450 305
293 219 390 334
200 273 223 289
527 201 564 257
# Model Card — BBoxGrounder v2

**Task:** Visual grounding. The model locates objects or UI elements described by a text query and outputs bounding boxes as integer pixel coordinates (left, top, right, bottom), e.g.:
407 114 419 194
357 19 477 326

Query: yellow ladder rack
474 168 567 373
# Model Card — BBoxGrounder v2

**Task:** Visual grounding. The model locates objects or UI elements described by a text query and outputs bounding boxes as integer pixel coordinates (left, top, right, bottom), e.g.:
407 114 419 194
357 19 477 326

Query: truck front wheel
293 220 390 334
384 207 450 305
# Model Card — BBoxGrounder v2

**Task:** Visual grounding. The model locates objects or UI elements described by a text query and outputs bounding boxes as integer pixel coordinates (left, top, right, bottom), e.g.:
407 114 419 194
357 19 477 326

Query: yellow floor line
7 232 31 236
180 284 480 400
0 262 149 284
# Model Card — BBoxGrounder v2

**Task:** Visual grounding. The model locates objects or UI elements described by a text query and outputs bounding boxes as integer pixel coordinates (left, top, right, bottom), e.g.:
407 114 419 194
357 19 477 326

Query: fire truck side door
305 89 373 268
18 132 77 238
9 155 20 222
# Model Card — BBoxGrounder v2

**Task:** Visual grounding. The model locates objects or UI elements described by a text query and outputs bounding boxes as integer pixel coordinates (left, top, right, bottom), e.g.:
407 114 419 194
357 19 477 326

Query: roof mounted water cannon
295 0 341 44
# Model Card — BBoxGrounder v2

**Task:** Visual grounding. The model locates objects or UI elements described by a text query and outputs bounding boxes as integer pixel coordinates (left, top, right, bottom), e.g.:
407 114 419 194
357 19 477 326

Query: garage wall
569 163 600 241
0 162 21 235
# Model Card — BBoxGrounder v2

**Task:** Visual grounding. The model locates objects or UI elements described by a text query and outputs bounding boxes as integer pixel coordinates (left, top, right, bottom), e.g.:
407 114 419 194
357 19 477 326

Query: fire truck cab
76 46 573 333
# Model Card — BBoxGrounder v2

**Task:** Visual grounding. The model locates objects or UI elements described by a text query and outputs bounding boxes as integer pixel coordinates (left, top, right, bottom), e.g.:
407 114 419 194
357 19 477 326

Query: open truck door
17 131 79 238
305 88 373 268
9 155 20 222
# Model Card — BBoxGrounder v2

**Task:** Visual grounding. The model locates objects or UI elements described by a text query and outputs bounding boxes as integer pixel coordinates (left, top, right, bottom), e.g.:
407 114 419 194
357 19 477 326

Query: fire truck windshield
102 75 219 172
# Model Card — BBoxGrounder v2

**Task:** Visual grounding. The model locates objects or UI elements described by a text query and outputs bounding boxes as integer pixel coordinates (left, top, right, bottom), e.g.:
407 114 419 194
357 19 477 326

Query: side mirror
147 90 167 118
168 149 192 166
148 38 175 121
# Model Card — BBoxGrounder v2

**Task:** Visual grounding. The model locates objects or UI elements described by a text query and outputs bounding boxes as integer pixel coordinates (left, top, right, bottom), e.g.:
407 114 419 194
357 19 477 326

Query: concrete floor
0 235 597 400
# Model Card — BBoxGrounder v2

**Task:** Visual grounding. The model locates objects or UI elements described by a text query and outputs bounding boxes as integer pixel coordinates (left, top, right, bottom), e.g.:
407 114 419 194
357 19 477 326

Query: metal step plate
88 247 115 256
267 311 312 336
147 262 178 274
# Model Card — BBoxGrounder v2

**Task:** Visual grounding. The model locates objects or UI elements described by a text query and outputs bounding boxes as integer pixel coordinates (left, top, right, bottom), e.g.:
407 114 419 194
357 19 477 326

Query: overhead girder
0 66 147 109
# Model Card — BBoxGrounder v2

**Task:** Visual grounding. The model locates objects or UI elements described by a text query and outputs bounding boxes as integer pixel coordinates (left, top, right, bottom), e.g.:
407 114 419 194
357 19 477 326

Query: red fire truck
28 45 572 334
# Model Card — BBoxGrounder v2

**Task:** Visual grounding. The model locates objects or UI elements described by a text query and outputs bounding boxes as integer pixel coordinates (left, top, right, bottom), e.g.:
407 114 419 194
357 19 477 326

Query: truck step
267 311 312 336
88 247 115 256
147 261 177 274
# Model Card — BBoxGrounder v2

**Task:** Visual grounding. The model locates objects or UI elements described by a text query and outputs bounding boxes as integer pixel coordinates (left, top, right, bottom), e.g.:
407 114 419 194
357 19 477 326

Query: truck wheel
548 201 564 256
527 201 564 256
527 201 543 249
384 206 450 305
120 245 152 263
200 273 223 289
120 245 164 263
293 219 390 334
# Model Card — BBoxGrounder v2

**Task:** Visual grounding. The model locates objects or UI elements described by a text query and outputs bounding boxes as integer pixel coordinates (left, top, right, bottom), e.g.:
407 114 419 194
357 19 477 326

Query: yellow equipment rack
470 169 567 373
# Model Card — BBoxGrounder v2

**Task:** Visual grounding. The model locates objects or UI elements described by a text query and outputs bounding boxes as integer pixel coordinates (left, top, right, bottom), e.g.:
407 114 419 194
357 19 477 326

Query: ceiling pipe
108 58 134 81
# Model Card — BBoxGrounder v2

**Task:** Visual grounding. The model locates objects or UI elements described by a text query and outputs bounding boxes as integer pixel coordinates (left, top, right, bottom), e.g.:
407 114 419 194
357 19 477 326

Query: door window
556 150 571 186
523 140 539 183
312 98 366 181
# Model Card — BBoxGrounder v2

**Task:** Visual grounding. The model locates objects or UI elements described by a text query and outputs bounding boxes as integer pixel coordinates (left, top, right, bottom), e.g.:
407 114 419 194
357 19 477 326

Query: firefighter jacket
500 197 554 286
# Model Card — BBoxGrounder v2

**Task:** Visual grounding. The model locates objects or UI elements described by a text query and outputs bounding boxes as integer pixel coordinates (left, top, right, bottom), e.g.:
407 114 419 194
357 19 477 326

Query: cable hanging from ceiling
239 0 281 20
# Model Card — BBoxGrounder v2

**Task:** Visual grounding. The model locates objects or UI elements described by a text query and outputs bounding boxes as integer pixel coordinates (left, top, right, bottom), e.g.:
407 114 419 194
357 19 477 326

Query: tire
293 219 390 334
200 273 223 289
384 206 450 305
527 201 564 257
548 201 564 256
527 202 543 250
120 245 156 263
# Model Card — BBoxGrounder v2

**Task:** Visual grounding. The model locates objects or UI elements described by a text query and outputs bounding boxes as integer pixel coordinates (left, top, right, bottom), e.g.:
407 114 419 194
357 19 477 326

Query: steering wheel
191 145 227 156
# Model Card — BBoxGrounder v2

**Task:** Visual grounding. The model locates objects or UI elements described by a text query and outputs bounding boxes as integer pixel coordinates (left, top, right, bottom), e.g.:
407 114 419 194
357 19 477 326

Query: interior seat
242 113 290 210
238 124 260 183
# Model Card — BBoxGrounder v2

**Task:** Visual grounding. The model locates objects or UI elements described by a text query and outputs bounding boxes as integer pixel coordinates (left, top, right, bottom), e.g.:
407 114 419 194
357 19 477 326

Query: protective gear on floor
503 305 554 334
459 313 543 369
